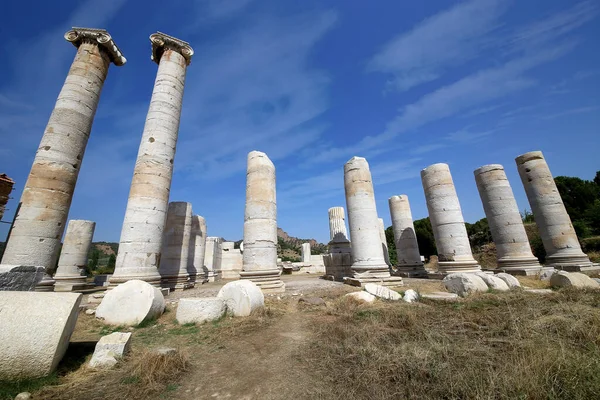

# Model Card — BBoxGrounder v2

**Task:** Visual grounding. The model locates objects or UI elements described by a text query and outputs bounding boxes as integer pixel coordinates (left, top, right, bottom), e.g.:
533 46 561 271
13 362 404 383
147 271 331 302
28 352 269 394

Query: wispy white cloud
202 0 253 20
367 0 507 91
446 129 494 142
410 143 448 155
539 105 600 120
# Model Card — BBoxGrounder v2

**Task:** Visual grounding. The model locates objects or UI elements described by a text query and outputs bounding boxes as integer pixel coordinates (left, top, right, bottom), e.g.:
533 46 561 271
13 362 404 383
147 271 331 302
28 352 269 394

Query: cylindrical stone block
328 207 349 243
388 195 426 274
1 42 110 278
191 215 207 283
344 157 390 277
301 243 311 264
421 163 480 273
378 218 391 266
474 164 541 272
516 151 592 269
159 202 194 290
112 40 191 287
54 220 96 284
240 151 284 292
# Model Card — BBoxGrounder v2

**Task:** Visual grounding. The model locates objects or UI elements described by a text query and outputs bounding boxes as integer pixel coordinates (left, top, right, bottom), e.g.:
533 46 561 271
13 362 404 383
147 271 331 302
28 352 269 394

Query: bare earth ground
9 274 600 400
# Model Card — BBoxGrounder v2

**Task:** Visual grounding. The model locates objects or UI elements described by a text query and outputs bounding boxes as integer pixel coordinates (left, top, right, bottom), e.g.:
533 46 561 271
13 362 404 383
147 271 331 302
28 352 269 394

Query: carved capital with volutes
64 27 127 66
150 32 194 65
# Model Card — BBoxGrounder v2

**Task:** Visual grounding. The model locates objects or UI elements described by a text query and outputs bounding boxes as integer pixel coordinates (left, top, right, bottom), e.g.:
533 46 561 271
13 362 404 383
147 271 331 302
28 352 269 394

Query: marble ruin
0 28 125 291
0 174 14 221
240 151 285 292
54 220 96 291
388 195 427 277
191 216 207 283
159 202 195 290
344 157 402 286
421 163 481 274
474 164 542 275
516 151 595 271
204 237 223 282
301 243 311 264
220 242 243 279
378 218 391 266
323 207 353 281
111 32 193 287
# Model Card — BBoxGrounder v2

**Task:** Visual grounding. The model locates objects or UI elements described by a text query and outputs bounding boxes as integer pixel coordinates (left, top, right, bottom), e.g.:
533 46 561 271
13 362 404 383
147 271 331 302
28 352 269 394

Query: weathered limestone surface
240 151 284 292
220 242 243 279
96 280 165 326
378 218 391 266
344 157 401 286
549 271 599 288
204 237 223 282
474 272 510 291
89 332 132 369
301 243 311 264
345 291 376 303
0 266 45 291
364 283 401 300
443 273 488 297
191 215 207 283
495 272 521 288
176 297 226 324
54 220 96 289
421 163 480 274
328 206 350 244
388 195 426 277
217 280 265 317
324 207 352 281
516 151 593 271
159 202 194 290
1 29 124 291
403 289 419 303
474 164 541 274
111 33 193 287
0 292 82 379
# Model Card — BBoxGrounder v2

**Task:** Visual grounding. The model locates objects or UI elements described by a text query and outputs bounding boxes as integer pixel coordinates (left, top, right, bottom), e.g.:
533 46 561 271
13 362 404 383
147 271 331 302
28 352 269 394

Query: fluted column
0 28 125 291
159 202 194 290
54 220 96 289
388 195 426 276
378 218 391 266
191 215 206 284
324 206 352 281
111 33 193 287
344 157 391 280
328 207 350 244
240 151 284 292
421 163 480 273
474 164 542 274
516 151 593 270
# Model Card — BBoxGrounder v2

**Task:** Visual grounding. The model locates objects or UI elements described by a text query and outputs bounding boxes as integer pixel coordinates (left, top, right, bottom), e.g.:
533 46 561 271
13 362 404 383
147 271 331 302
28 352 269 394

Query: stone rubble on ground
96 280 165 326
549 271 600 289
298 297 326 306
85 308 96 315
155 347 177 356
0 265 45 291
420 292 459 301
89 332 132 369
474 272 510 291
176 297 226 324
364 283 401 301
217 280 265 317
539 268 557 281
14 393 32 400
345 291 377 303
495 273 521 288
443 273 488 297
403 289 419 303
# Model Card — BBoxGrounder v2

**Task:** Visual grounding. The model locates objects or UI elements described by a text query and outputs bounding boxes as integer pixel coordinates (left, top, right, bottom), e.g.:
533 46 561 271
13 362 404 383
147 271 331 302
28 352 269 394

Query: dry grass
300 289 600 400
517 275 551 289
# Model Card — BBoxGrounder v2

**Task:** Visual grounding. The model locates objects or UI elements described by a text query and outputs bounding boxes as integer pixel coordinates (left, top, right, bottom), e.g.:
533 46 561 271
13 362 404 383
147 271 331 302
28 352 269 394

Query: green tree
385 226 397 266
88 248 100 271
107 254 116 269
413 218 437 258
465 218 493 249
555 174 600 237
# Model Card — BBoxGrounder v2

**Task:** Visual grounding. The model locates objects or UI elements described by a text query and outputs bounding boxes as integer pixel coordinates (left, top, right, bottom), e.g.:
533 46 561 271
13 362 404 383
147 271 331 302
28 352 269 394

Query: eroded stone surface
159 202 194 290
89 332 132 369
96 280 165 326
389 195 426 276
443 273 488 297
55 220 96 287
345 291 376 303
474 272 510 291
364 283 401 300
549 271 599 289
176 297 226 324
217 280 265 317
495 273 521 288
0 265 45 291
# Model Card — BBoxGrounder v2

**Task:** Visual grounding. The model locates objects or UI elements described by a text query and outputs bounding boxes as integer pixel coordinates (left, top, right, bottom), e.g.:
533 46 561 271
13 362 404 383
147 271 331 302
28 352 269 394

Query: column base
394 264 428 278
555 263 600 273
492 256 543 276
323 252 353 282
546 254 595 272
35 274 56 292
343 275 404 288
108 269 162 288
205 271 222 283
240 269 285 293
54 282 96 292
160 274 195 291
437 260 481 274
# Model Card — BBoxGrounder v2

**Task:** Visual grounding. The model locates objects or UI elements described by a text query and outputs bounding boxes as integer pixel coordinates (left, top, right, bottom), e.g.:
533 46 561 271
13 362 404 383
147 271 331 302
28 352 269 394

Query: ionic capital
150 32 194 65
64 27 126 66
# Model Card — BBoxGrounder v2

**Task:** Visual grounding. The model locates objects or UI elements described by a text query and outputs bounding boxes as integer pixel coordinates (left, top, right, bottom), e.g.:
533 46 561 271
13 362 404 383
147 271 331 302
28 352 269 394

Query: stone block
539 268 557 281
0 265 45 291
89 332 132 369
364 283 402 300
474 272 510 291
96 280 165 326
403 289 419 303
345 291 376 303
495 273 521 288
0 292 82 379
420 292 459 301
443 273 488 297
217 280 264 317
176 297 226 324
549 271 600 289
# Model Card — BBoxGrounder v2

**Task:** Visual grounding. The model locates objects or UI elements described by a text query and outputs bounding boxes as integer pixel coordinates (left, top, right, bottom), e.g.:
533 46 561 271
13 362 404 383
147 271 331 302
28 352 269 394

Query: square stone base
492 266 547 276
557 263 600 274
343 276 403 288
54 282 96 293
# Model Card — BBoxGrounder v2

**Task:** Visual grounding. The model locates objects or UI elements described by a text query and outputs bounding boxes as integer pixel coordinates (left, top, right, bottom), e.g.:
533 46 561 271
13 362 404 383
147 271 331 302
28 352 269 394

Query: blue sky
1 0 598 244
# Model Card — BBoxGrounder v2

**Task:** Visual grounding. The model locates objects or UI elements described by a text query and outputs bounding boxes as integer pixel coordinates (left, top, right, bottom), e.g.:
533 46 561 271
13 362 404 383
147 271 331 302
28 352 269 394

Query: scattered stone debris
420 292 459 301
443 273 488 297
549 271 600 289
217 280 265 317
14 392 32 400
96 280 165 326
85 308 96 315
176 297 226 324
89 332 132 369
495 273 521 288
403 289 419 303
364 283 401 301
345 291 376 303
474 272 510 291
298 297 326 306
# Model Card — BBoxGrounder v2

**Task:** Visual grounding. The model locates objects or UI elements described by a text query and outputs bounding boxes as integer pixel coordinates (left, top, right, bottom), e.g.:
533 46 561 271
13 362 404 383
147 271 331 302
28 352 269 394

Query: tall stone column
159 202 194 290
111 33 193 287
301 243 311 264
0 28 125 291
344 157 402 286
240 151 285 292
516 151 593 271
474 164 542 274
378 218 391 266
191 215 207 284
388 195 426 277
54 220 96 291
421 163 480 274
324 207 352 281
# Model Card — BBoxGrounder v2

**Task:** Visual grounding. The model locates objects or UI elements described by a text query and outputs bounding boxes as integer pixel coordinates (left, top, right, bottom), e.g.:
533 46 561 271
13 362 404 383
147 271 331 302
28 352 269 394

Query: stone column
240 151 285 292
0 28 125 291
344 157 402 286
378 218 391 266
111 33 193 287
328 207 350 244
301 243 311 264
474 164 542 274
204 237 223 282
421 163 480 274
516 151 593 271
191 215 206 284
54 220 96 291
324 207 352 281
159 202 194 290
388 195 426 277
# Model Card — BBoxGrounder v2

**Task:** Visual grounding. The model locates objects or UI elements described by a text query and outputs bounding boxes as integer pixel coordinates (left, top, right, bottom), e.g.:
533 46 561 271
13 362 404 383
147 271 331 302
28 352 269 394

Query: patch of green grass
121 376 140 385
159 383 180 398
99 325 127 335
168 323 199 336
136 318 158 328
0 373 59 400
